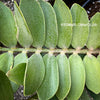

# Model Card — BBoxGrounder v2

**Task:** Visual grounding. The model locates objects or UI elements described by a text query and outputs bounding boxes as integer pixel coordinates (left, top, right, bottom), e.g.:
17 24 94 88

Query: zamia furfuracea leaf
67 54 85 100
39 0 58 48
56 53 71 100
53 0 72 49
0 0 100 100
20 0 45 48
24 53 45 95
0 1 17 47
14 1 33 48
37 53 59 100
86 12 100 50
83 54 100 94
71 3 89 49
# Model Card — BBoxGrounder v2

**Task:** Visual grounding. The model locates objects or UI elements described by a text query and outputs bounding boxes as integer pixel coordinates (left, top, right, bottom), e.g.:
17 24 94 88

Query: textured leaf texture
24 53 45 95
0 1 17 47
53 0 72 48
7 53 27 85
20 0 45 48
71 3 89 49
0 70 13 100
87 12 100 50
83 54 100 94
56 54 71 100
39 0 58 48
0 52 13 73
37 54 59 100
14 1 33 48
67 54 85 100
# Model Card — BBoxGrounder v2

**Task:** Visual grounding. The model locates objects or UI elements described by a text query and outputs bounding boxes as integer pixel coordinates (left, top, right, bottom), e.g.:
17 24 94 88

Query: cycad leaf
39 0 58 48
71 3 89 49
67 54 85 100
87 12 100 50
37 54 59 100
14 1 33 48
83 55 100 94
24 53 45 95
0 52 13 73
0 70 13 100
53 0 72 48
0 1 17 47
20 0 45 48
7 53 27 85
56 54 71 100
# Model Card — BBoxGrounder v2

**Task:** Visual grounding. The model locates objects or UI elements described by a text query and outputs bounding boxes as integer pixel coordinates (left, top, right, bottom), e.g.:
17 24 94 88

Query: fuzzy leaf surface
14 1 33 48
20 0 45 48
67 54 85 100
71 3 89 49
87 12 100 50
83 55 100 94
39 0 58 48
37 54 59 100
53 0 72 48
24 53 45 95
56 54 71 100
0 1 17 47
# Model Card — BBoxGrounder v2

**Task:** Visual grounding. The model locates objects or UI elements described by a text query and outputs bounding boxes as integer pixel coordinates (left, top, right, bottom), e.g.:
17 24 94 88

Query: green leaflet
37 54 59 100
20 0 45 48
24 53 45 95
7 53 27 85
67 54 85 100
0 52 13 73
83 55 100 94
0 70 13 100
53 0 72 48
71 3 89 49
14 1 33 48
87 12 100 50
56 54 71 100
0 1 17 47
79 89 91 100
39 0 58 48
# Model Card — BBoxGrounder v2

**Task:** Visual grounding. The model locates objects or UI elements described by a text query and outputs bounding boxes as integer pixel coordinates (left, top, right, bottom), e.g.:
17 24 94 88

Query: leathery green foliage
0 0 100 100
